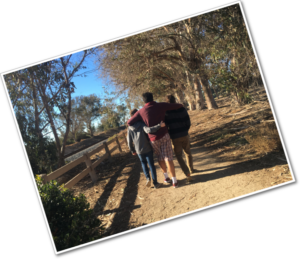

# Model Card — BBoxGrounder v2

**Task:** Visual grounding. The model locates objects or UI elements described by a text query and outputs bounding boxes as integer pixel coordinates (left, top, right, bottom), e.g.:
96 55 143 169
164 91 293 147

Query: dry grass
244 123 282 153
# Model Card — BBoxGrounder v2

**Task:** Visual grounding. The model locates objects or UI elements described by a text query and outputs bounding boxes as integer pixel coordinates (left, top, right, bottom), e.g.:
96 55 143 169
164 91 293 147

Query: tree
98 98 127 130
95 4 260 109
77 94 102 136
4 49 96 168
57 96 85 142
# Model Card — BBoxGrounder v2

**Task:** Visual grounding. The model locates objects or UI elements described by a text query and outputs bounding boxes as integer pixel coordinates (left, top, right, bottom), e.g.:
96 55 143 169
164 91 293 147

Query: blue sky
70 54 124 105
71 55 106 98
45 52 125 139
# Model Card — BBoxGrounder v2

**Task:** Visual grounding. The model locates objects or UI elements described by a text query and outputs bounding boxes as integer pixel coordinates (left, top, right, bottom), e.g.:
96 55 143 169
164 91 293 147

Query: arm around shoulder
163 102 183 111
127 111 142 126
143 123 161 134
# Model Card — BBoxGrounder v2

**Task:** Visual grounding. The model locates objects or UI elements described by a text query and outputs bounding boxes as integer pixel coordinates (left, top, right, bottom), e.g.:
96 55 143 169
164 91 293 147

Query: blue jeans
137 151 158 184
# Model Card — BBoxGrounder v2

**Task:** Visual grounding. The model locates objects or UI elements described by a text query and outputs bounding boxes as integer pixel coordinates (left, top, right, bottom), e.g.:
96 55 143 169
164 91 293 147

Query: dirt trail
70 88 293 237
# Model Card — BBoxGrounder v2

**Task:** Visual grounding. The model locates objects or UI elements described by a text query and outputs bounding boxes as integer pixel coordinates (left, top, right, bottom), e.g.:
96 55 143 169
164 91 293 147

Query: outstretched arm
160 102 183 111
127 111 142 126
143 121 165 134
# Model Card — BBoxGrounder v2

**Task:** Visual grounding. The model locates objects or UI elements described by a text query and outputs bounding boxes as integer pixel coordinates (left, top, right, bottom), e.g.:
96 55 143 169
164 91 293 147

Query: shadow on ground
186 151 287 185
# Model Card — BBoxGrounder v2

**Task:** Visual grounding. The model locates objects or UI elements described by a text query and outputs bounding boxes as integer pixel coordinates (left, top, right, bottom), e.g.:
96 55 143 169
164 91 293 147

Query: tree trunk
175 84 188 109
31 80 41 139
37 83 64 167
194 77 206 110
185 93 196 111
60 63 72 160
185 71 196 111
199 75 218 110
89 122 94 136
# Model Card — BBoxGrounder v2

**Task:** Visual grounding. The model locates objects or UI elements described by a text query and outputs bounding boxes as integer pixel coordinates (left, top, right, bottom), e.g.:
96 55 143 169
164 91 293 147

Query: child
127 109 165 189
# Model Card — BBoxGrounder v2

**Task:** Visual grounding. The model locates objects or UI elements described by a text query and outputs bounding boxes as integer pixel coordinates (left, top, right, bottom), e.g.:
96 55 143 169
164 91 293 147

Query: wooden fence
39 130 128 189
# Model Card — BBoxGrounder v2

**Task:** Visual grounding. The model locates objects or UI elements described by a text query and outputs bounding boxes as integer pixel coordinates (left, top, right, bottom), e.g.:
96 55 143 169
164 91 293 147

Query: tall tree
77 94 102 136
5 49 95 168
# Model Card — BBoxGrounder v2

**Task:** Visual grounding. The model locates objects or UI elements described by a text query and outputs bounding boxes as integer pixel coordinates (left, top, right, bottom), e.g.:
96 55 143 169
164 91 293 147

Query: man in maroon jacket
127 92 183 188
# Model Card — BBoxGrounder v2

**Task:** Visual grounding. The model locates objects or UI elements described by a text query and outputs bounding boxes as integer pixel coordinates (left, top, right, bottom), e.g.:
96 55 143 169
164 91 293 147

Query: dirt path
69 88 293 237
123 144 291 230
70 140 291 238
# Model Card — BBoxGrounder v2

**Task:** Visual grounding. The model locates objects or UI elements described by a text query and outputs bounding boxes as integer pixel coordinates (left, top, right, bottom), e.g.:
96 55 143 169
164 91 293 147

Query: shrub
66 139 75 145
36 176 104 252
244 123 282 153
25 134 57 175
75 132 91 142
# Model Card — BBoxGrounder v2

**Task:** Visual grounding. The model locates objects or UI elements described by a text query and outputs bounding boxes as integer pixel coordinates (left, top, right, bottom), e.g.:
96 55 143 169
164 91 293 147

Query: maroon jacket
127 101 183 141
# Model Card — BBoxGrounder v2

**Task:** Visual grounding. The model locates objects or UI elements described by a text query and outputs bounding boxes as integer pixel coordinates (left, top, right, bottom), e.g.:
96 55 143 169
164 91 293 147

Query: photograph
1 1 295 254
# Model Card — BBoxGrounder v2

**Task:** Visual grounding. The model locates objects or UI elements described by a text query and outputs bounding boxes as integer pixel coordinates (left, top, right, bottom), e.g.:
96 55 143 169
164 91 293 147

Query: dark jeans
137 151 158 184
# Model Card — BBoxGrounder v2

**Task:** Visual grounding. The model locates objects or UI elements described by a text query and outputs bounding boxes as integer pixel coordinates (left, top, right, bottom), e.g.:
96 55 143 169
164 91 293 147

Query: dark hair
142 92 153 103
165 94 176 103
130 109 138 117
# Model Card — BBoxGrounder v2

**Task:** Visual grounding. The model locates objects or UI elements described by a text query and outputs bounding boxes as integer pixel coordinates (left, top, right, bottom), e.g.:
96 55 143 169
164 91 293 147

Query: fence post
40 174 48 184
104 141 112 161
116 136 122 152
84 153 98 183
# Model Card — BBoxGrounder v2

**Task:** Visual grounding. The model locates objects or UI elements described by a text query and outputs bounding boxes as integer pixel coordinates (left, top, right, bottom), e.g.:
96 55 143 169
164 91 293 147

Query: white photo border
0 1 295 255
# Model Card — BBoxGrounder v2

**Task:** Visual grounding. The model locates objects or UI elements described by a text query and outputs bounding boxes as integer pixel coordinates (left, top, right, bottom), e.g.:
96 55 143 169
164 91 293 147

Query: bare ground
65 88 294 238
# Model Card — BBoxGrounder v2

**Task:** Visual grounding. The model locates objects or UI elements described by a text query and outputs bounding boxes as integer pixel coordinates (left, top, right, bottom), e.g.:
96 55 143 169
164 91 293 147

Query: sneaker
146 178 151 187
173 182 179 188
153 183 161 189
164 177 171 183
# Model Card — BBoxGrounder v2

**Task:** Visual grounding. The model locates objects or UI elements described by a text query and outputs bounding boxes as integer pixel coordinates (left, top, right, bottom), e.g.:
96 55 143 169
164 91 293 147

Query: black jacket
165 107 191 139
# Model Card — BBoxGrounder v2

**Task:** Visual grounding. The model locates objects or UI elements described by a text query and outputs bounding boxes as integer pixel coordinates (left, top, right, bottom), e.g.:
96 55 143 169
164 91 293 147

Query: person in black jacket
165 94 194 183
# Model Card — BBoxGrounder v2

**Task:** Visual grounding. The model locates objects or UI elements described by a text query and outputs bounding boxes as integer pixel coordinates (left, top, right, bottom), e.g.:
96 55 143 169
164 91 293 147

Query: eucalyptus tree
205 4 262 105
99 99 124 130
4 68 57 174
57 96 85 142
95 15 218 110
77 94 102 137
5 49 96 168
95 4 260 111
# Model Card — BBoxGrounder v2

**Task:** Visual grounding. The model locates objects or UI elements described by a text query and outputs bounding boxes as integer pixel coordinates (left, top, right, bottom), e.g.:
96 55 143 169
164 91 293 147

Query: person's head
165 94 176 104
142 92 153 103
130 108 138 117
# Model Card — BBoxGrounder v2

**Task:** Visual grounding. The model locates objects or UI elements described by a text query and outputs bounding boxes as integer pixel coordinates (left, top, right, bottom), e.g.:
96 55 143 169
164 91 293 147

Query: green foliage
75 132 91 142
36 176 104 252
66 139 75 145
77 94 102 136
99 99 127 131
100 114 121 131
210 69 253 104
26 136 57 175
16 114 58 175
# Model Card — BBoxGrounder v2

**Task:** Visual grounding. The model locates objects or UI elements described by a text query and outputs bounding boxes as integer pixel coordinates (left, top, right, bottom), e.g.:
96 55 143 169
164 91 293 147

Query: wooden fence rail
40 129 128 189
